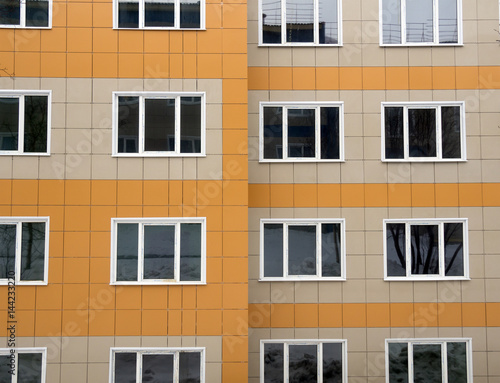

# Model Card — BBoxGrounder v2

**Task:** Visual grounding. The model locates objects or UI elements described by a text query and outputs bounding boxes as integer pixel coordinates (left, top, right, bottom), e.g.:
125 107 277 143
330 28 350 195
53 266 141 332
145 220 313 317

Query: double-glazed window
0 0 51 28
0 91 50 155
110 348 204 383
259 0 342 45
113 92 205 157
111 218 206 285
261 219 345 281
261 340 347 383
380 0 462 45
0 348 46 382
260 103 343 162
386 339 472 383
114 0 204 29
0 217 49 285
382 102 465 161
384 219 468 281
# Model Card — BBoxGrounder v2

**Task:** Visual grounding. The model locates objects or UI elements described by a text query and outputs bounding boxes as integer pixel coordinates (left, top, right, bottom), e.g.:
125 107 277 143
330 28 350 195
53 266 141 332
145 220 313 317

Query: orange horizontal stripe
249 303 500 328
248 66 500 91
248 183 500 208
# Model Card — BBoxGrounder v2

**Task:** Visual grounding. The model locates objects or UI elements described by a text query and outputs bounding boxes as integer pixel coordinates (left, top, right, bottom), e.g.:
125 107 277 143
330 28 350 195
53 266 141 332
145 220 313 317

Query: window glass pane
447 342 468 383
323 343 343 383
386 223 406 277
20 222 45 281
180 0 200 28
320 107 339 159
444 223 464 277
0 224 16 279
118 0 139 28
441 106 461 159
180 97 201 153
145 98 175 152
288 108 315 158
413 344 442 383
411 225 439 275
384 107 404 159
180 223 202 281
262 0 281 43
26 0 49 27
264 224 284 277
263 107 283 159
286 0 314 43
114 352 137 383
321 223 341 277
406 0 433 43
289 344 317 383
24 96 48 153
388 343 408 383
118 96 140 153
145 0 174 27
144 225 175 280
0 355 11 381
18 352 42 383
288 225 316 276
0 97 19 151
318 0 338 44
142 354 174 383
179 352 201 383
116 223 139 281
264 343 284 383
439 0 458 43
0 0 20 24
381 0 401 44
408 108 436 157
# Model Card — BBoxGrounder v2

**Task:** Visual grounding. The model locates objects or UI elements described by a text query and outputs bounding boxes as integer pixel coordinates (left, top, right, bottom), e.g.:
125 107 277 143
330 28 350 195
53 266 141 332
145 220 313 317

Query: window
0 217 49 285
382 102 465 161
0 91 51 155
112 92 205 157
111 218 206 284
386 339 472 383
261 340 347 383
259 0 342 45
384 219 468 281
114 0 204 29
380 0 462 45
110 348 204 383
0 348 47 382
260 219 345 281
0 0 51 28
260 103 343 162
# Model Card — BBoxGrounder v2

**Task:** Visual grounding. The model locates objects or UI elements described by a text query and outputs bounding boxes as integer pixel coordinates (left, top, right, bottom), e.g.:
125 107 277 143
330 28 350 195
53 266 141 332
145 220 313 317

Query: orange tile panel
269 67 293 90
93 3 113 28
167 310 182 335
343 304 367 328
197 54 222 78
168 180 183 205
67 3 92 27
52 3 67 27
413 302 439 327
315 67 339 90
67 52 92 77
39 179 64 205
223 310 248 335
16 286 36 310
143 205 169 217
223 258 248 283
169 31 183 53
223 129 248 155
317 184 341 207
207 257 223 283
88 284 115 310
223 284 248 309
364 183 388 207
142 310 168 336
67 28 92 53
293 67 316 90
12 180 38 205
41 52 66 76
33 310 59 337
197 310 222 335
411 184 435 207
206 3 222 29
183 53 197 77
118 31 144 53
89 310 115 336
144 54 170 78
387 183 412 207
390 303 414 327
222 363 248 382
483 183 500 206
168 286 183 309
459 183 483 206
65 180 91 205
0 206 11 216
437 302 462 327
204 206 223 231
11 205 36 216
339 67 363 90
197 29 222 53
223 54 248 78
409 67 432 90
295 304 319 327
341 184 365 207
182 286 197 309
478 66 500 89
115 310 141 336
222 336 248 364
90 206 116 232
486 303 500 326
93 29 118 53
62 284 89 310
435 183 459 207
91 180 117 206
3 311 34 336
318 304 343 327
433 66 456 90
197 180 223 206
63 232 90 257
248 304 271 328
462 302 486 327
142 180 168 206
39 206 64 231
222 29 247 54
93 53 118 78
182 180 197 206
183 32 197 53
144 31 170 53
89 258 111 284
248 184 270 208
222 231 248 257
270 304 295 328
294 184 318 208
142 286 168 310
0 29 15 50
117 180 143 206
223 180 248 205
270 184 294 207
0 52 14 77
64 206 91 231
197 284 223 310
223 79 248 104
456 66 479 89
62 258 90 283
362 67 386 90
366 303 390 327
116 286 142 310
223 104 248 129
222 3 247 29
181 309 196 335
15 29 40 52
36 284 63 310
223 206 248 231
222 155 248 180
41 28 67 52
118 53 144 78
62 310 89 336
48 257 63 284
386 67 409 90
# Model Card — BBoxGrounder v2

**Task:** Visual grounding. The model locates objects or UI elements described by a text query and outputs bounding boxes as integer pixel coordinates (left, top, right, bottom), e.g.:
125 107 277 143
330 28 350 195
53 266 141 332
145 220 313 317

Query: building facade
0 0 498 382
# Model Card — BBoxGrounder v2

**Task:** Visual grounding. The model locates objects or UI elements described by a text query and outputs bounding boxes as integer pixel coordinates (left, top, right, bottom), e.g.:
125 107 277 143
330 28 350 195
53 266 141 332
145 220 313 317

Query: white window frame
383 218 469 281
385 338 473 383
0 90 51 155
112 91 206 157
258 0 342 46
260 340 348 383
110 217 206 285
381 102 466 162
379 0 463 46
0 1 52 29
0 217 49 285
260 219 346 281
259 102 344 162
112 0 205 30
109 347 205 383
0 348 47 383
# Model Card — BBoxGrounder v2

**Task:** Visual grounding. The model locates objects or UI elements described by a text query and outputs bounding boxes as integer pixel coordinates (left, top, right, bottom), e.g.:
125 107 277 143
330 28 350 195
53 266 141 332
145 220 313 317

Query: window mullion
139 97 145 154
15 222 22 283
439 222 445 277
283 108 288 160
19 0 26 27
318 342 323 383
175 97 181 154
174 352 180 382
403 107 409 159
406 223 411 277
175 0 181 28
283 224 288 277
138 224 144 282
314 0 319 44
18 96 25 153
434 0 439 43
315 107 321 159
441 342 447 383
436 106 442 159
139 0 145 28
284 343 289 382
408 342 414 383
175 223 181 282
317 223 321 278
401 0 407 44
136 352 142 383
13 352 19 383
